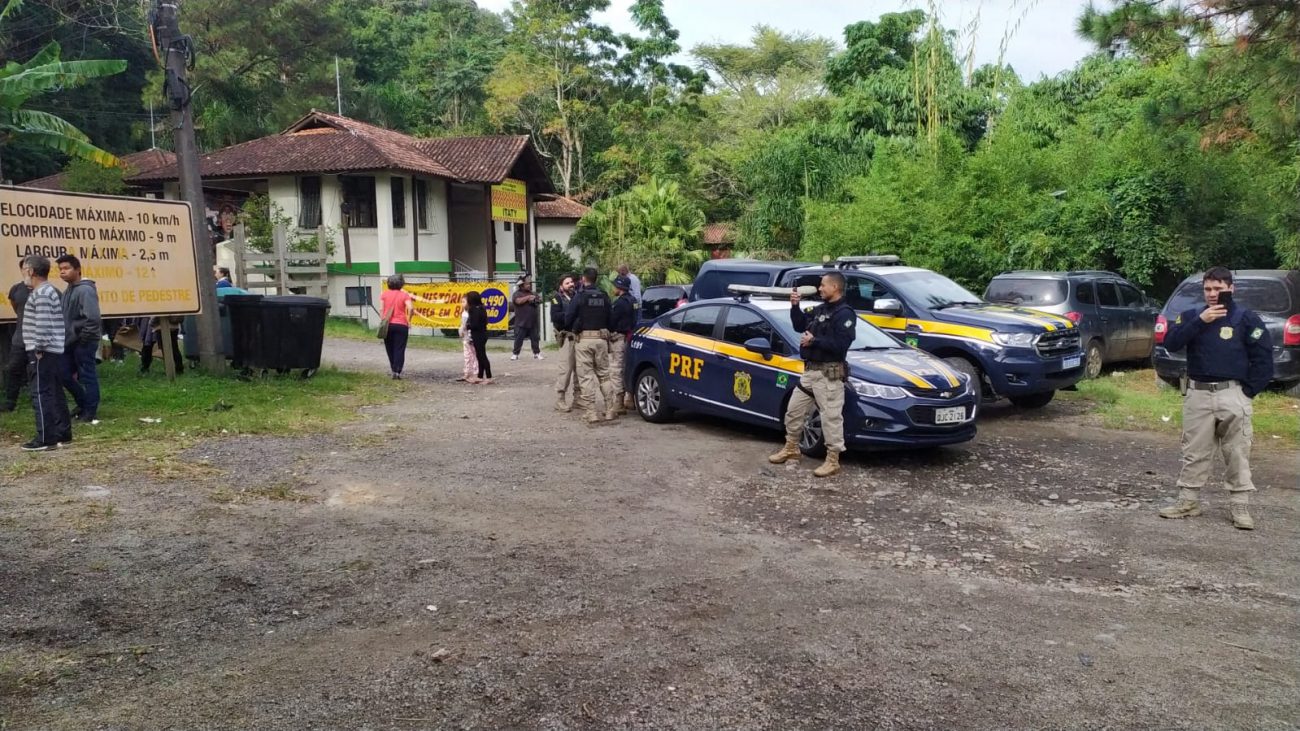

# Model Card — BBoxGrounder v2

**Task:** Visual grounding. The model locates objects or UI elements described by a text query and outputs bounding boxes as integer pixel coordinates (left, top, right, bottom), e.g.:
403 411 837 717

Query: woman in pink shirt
379 274 415 379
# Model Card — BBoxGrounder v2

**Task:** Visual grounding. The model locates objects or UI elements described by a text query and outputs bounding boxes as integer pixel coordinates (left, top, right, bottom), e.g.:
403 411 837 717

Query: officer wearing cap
609 275 637 414
563 267 618 423
769 272 856 477
1159 266 1273 530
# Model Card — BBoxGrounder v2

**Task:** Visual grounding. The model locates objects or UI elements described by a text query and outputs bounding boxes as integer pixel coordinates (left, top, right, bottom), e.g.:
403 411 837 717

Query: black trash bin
226 294 330 377
183 288 248 361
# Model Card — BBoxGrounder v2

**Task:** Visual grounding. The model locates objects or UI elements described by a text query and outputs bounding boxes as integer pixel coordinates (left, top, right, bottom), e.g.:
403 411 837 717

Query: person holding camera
1159 266 1273 530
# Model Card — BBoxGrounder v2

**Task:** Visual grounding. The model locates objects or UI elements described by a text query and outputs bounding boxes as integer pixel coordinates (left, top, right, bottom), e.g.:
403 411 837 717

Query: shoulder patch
843 318 854 328
1250 327 1263 341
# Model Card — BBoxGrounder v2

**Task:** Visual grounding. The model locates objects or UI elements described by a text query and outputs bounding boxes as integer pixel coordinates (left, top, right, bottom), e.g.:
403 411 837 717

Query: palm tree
574 178 708 285
1 0 127 177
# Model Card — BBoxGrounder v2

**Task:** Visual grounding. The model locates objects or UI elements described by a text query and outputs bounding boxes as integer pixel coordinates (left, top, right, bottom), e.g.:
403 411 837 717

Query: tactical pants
1176 383 1255 493
574 334 614 414
784 367 846 454
554 336 581 400
608 337 627 405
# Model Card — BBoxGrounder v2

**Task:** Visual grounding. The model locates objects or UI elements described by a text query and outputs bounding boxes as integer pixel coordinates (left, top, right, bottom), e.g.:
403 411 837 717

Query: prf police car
779 257 1085 408
625 286 979 456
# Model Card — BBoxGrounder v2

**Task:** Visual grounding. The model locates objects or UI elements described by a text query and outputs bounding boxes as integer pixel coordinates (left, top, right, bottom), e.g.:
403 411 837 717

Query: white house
534 194 591 262
128 110 555 317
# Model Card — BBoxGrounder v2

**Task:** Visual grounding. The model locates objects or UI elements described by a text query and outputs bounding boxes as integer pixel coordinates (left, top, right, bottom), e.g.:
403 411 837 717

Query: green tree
572 177 706 284
0 34 126 178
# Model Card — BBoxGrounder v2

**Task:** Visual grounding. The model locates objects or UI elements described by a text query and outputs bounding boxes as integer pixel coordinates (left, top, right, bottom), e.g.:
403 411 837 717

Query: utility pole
153 0 223 373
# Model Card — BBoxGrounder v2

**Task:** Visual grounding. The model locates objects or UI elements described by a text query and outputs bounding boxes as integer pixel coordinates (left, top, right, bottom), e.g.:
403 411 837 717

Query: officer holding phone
1159 266 1273 530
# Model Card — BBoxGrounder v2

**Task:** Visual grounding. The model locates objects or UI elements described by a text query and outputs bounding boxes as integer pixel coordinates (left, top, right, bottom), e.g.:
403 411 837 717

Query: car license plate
935 406 966 425
1062 355 1082 370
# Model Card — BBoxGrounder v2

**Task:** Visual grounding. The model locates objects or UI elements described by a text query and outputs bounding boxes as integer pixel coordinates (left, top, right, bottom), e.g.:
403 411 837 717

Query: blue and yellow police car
625 285 979 456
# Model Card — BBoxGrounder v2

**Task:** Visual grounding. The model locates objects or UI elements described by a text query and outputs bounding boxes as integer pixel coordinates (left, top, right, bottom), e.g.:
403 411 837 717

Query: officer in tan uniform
768 272 857 477
563 267 618 423
1158 266 1273 530
608 275 637 414
550 273 582 411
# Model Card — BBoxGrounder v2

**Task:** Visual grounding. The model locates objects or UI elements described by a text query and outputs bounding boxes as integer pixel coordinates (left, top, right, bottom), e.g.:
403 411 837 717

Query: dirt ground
2 338 1297 730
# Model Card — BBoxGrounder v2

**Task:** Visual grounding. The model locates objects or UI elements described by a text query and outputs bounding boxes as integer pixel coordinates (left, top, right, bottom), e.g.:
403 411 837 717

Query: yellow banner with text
404 281 511 331
490 178 527 224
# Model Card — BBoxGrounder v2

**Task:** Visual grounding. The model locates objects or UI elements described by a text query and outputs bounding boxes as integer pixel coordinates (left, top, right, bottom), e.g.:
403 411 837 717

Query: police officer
563 268 618 423
769 272 857 477
550 273 582 412
609 275 637 414
1159 266 1273 530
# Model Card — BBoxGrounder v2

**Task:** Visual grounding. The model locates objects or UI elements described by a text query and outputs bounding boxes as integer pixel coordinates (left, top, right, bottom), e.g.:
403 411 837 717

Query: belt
1189 379 1239 392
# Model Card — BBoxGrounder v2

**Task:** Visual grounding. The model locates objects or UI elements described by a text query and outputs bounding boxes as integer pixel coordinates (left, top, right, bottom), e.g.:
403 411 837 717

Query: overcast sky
477 0 1099 81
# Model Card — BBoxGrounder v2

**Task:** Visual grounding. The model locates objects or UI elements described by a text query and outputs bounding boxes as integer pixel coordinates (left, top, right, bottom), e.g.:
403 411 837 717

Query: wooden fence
229 223 329 297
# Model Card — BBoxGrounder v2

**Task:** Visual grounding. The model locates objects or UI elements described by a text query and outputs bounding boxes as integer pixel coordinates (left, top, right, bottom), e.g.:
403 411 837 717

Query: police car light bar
726 284 817 300
834 254 901 267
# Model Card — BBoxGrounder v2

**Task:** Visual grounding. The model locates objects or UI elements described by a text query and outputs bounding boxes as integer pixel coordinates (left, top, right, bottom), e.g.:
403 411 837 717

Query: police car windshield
887 271 985 309
770 308 900 350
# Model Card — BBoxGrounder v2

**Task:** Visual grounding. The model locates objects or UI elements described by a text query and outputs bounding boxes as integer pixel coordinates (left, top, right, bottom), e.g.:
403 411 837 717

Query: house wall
537 219 580 261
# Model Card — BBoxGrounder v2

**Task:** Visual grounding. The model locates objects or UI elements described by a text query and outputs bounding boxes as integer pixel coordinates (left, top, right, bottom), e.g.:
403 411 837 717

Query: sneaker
21 440 51 452
510 355 519 361
76 414 97 424
1230 505 1254 531
534 354 544 360
56 435 73 448
393 373 403 380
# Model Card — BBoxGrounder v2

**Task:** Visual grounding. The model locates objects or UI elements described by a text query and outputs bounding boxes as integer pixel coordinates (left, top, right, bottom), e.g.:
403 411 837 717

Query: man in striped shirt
20 255 72 451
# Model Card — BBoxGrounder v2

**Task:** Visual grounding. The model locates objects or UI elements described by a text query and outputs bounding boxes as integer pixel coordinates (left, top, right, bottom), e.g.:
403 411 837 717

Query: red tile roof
21 149 177 190
703 222 737 246
534 196 590 219
126 111 552 192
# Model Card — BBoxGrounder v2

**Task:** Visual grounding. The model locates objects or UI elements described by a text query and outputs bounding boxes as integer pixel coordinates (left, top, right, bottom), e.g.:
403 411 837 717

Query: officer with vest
609 275 637 414
550 273 582 412
563 267 618 423
1159 266 1273 530
769 272 857 477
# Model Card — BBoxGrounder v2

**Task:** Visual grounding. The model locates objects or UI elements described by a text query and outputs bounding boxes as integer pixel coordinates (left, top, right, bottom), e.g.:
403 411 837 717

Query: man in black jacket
768 272 857 477
1 261 32 412
550 273 582 411
56 254 102 423
510 277 543 361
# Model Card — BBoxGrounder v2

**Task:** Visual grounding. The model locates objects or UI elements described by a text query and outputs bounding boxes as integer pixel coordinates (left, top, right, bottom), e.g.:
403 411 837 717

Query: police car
625 285 979 455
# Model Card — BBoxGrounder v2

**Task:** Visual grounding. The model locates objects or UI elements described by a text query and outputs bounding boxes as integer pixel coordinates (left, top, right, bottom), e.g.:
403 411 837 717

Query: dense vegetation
1 0 1295 292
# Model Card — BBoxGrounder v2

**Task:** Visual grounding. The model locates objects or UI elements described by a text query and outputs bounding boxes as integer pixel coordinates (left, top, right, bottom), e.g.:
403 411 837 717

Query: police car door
661 304 723 409
714 305 790 427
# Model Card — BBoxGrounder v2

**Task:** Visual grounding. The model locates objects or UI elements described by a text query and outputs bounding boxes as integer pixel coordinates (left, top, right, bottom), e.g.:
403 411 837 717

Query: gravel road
1 337 1296 730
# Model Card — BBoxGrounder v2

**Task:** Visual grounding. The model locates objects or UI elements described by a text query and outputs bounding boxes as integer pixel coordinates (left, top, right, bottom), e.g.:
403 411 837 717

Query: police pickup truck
625 285 979 456
779 257 1085 408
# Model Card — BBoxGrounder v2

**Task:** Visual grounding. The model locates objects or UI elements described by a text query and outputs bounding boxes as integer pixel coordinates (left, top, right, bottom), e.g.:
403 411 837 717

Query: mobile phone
1217 291 1233 308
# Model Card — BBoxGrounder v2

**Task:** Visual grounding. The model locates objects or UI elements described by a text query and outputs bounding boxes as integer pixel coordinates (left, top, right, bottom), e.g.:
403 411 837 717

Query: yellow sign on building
490 178 527 224
0 186 201 322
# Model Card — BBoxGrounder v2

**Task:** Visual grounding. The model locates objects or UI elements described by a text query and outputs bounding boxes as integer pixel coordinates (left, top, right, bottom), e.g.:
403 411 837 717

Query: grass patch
3 356 393 476
1060 369 1300 449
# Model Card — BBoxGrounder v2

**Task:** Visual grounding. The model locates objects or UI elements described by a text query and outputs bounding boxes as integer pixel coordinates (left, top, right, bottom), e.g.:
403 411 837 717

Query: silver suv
985 270 1161 379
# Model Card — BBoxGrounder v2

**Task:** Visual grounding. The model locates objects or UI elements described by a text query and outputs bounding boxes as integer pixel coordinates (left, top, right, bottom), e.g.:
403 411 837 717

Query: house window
340 175 377 228
391 177 406 229
298 176 321 228
415 179 429 229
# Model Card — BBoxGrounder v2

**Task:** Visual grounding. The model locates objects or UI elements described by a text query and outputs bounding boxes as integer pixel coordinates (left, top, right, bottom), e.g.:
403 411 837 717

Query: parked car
985 270 1161 379
778 257 1085 409
638 284 691 326
625 287 978 456
689 259 812 302
1154 269 1300 396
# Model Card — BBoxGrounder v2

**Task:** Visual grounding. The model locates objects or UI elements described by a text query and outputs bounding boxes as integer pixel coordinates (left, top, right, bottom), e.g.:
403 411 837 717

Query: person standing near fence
466 291 493 384
609 275 637 414
55 255 101 423
380 274 414 380
20 255 72 451
550 273 581 411
510 278 543 361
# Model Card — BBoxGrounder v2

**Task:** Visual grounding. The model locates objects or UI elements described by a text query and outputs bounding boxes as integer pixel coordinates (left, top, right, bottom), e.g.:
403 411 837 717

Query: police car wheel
799 410 828 458
635 369 674 423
